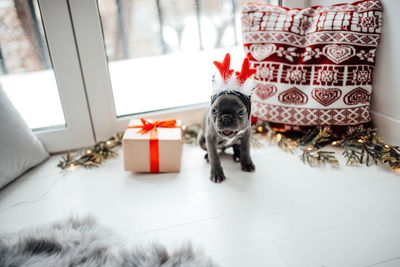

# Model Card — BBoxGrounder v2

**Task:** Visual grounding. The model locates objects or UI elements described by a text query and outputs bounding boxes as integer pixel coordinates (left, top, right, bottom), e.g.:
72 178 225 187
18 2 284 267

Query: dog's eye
238 109 245 116
211 108 217 115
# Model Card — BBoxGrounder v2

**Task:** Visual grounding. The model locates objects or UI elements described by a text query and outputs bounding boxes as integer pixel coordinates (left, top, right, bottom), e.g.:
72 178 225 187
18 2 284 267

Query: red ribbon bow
128 118 180 173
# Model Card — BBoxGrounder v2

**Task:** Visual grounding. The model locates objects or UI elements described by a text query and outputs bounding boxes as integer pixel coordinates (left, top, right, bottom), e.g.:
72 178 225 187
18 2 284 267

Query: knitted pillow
241 0 383 132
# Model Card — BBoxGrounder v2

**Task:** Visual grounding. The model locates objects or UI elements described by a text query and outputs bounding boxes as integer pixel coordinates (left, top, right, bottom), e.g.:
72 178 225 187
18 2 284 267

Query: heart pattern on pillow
250 44 276 61
344 87 370 105
323 45 356 64
255 84 277 100
278 87 308 105
311 88 342 106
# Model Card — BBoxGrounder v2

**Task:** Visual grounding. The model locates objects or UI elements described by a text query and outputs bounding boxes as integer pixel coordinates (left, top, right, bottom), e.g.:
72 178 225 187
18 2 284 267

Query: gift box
122 118 183 172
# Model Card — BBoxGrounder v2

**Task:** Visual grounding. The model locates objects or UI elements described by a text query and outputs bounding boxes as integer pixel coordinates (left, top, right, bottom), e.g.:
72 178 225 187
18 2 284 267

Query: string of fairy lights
57 124 400 171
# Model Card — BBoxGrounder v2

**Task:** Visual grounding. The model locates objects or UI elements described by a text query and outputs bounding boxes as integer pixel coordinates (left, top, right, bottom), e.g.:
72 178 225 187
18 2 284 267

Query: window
1 0 277 151
96 0 250 117
0 0 95 152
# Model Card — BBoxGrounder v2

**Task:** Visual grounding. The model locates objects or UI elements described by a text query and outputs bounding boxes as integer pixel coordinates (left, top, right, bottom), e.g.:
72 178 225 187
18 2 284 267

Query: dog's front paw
210 168 225 183
241 160 255 172
232 145 240 163
233 151 240 162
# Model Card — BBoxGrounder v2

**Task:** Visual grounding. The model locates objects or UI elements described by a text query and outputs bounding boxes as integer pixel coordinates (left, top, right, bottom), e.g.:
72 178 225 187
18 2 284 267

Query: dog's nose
221 115 233 124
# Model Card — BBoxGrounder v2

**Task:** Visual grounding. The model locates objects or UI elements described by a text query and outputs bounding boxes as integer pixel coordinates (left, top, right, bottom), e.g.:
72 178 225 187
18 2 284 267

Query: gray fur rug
0 215 216 267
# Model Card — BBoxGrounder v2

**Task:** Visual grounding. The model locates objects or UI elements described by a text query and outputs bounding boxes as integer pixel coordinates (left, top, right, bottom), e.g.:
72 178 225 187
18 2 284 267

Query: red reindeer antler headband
213 53 234 81
236 57 256 85
212 53 256 97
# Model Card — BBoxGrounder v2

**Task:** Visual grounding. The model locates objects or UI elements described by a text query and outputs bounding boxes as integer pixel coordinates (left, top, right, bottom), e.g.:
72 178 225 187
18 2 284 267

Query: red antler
214 53 234 81
236 57 256 85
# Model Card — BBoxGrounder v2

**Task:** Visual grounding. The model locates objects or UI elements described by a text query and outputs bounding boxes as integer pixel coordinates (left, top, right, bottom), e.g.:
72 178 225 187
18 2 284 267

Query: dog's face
210 94 250 139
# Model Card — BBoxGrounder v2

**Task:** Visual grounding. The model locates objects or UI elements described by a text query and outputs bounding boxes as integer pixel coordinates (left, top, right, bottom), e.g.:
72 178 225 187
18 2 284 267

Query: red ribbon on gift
127 118 180 173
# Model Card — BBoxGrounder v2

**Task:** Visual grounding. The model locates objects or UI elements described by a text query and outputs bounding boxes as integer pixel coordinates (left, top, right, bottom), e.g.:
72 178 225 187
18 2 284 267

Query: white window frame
33 0 95 152
67 0 206 141
64 0 292 142
34 0 296 149
38 0 292 148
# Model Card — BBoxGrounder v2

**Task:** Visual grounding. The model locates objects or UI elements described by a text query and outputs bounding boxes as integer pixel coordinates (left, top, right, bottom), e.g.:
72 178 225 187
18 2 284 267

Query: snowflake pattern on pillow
241 0 383 129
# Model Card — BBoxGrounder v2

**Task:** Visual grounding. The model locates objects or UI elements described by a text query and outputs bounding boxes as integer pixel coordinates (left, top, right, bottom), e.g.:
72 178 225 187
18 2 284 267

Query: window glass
0 0 65 130
97 0 268 116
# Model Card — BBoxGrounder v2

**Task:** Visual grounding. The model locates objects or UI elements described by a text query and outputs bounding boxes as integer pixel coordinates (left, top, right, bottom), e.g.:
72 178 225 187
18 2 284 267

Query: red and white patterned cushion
241 0 383 131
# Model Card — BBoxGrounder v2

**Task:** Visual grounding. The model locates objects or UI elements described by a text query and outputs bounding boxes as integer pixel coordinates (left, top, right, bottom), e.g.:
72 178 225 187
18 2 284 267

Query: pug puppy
198 91 255 183
198 53 256 183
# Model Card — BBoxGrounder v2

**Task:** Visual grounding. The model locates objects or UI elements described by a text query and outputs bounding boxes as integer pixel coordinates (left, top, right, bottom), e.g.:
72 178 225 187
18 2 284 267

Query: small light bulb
257 126 263 133
384 144 390 148
276 133 282 141
67 163 78 171
332 141 339 145
358 139 364 143
306 146 313 151
67 163 76 170
182 125 187 130
86 149 92 155
106 141 112 145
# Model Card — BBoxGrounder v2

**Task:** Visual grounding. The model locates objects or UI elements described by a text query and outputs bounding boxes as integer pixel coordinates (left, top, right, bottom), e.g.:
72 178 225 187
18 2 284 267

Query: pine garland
340 127 400 168
300 147 339 167
300 126 398 169
251 123 400 169
181 124 201 145
57 132 124 170
57 124 400 171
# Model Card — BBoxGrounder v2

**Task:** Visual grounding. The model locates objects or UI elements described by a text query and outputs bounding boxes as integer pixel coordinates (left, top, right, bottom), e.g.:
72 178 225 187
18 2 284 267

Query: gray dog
198 54 256 183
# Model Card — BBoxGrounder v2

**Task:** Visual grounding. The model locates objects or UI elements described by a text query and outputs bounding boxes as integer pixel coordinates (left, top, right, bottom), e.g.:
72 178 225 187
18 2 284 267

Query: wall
369 0 400 145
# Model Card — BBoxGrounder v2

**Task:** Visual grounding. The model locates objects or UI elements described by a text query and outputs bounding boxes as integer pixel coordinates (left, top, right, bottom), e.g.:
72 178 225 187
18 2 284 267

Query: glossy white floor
0 144 399 267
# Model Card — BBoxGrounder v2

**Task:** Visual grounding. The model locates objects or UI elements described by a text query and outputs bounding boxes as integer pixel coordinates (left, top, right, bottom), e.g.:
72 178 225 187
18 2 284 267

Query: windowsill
116 102 208 125
2 141 400 267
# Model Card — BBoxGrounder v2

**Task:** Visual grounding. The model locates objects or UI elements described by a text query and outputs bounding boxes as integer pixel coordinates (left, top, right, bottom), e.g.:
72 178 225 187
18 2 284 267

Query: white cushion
0 83 49 189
